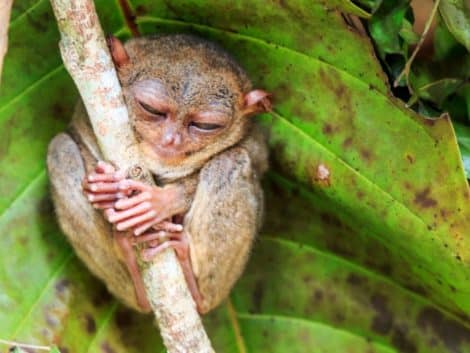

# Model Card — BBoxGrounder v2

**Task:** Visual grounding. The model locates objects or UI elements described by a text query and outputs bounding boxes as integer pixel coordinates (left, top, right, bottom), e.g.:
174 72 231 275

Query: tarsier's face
111 35 269 177
129 75 243 165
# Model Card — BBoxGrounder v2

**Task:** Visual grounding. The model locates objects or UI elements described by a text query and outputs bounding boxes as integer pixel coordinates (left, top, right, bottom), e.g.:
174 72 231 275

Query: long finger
116 210 157 231
92 201 116 209
83 181 121 193
106 202 152 223
133 231 167 244
152 221 184 233
134 219 182 236
115 191 152 210
133 218 159 236
87 170 125 183
86 192 122 202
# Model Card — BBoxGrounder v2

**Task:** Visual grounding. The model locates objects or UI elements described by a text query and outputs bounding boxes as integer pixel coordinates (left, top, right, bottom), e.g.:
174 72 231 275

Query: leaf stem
394 0 440 89
0 338 51 351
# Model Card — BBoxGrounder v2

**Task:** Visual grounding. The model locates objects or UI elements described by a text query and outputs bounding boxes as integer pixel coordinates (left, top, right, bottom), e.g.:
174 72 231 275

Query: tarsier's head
108 34 270 180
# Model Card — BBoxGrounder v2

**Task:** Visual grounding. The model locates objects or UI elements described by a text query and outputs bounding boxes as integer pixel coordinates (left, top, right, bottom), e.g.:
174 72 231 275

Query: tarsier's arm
83 164 202 308
82 127 267 313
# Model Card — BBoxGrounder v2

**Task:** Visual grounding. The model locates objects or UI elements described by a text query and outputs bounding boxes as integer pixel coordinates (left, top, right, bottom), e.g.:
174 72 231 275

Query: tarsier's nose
162 128 182 147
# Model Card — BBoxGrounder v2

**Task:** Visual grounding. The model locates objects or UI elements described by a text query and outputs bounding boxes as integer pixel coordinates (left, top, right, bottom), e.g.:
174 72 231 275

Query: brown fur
47 34 268 313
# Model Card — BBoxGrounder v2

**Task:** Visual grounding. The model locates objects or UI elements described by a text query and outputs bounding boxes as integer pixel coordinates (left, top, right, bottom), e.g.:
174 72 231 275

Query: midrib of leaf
8 0 44 28
0 169 46 222
261 234 470 330
227 299 248 353
84 301 119 353
236 312 398 353
8 251 74 339
137 16 436 142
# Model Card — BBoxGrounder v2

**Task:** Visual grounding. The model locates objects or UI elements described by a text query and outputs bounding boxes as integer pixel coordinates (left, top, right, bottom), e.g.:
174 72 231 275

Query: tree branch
49 1 214 352
0 0 13 84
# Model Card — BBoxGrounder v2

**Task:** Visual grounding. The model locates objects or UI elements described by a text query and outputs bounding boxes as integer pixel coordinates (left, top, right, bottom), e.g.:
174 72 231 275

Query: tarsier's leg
47 133 143 311
137 228 204 312
184 147 264 313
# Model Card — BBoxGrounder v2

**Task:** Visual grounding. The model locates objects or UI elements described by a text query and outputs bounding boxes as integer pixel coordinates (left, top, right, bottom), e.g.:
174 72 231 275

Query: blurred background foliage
356 0 470 176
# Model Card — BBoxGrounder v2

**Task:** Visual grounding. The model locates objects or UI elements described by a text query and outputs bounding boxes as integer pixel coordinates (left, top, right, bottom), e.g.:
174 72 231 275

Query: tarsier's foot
136 228 205 313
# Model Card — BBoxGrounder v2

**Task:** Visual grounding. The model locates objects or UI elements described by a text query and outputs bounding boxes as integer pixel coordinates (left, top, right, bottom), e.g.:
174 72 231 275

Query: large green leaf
0 1 469 353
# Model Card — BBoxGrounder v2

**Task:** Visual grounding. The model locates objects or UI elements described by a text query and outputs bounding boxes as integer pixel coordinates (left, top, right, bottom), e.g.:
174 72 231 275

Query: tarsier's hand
104 179 185 235
82 161 128 209
82 161 185 236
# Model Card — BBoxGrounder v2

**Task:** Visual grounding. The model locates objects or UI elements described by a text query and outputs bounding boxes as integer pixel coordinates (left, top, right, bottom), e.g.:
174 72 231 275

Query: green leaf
1 1 469 353
439 0 470 51
455 123 470 177
368 0 410 56
50 347 61 353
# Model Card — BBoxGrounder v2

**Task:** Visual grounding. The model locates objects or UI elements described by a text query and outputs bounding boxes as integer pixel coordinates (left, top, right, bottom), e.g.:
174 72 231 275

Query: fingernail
88 195 94 201
176 225 183 231
116 224 124 231
88 175 95 182
90 185 97 192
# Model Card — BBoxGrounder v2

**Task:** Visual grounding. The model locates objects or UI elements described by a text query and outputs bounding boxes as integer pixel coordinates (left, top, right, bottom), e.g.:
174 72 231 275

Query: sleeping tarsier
47 34 270 313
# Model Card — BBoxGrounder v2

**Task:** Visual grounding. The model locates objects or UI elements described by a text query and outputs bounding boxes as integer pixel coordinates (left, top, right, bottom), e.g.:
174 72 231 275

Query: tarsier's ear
106 35 130 69
243 90 272 117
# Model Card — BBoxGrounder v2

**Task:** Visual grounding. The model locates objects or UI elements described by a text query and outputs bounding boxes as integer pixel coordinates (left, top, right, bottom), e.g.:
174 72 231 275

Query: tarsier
47 34 270 313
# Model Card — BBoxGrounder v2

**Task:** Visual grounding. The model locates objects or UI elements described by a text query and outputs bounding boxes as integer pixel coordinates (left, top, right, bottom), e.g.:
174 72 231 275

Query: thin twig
48 1 214 352
394 0 440 88
0 338 51 351
0 0 13 84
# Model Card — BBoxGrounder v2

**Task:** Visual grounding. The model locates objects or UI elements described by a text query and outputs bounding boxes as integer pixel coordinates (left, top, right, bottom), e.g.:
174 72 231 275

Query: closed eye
190 122 223 131
138 101 166 117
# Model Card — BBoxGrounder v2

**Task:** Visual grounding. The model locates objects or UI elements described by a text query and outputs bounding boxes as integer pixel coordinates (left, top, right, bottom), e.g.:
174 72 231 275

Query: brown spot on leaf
361 149 373 162
414 187 437 208
251 279 264 313
347 273 365 286
320 212 343 228
424 118 437 126
342 137 353 148
85 314 96 334
314 290 323 301
391 326 417 353
370 293 394 334
406 154 415 164
101 342 117 353
322 123 333 135
417 307 470 352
